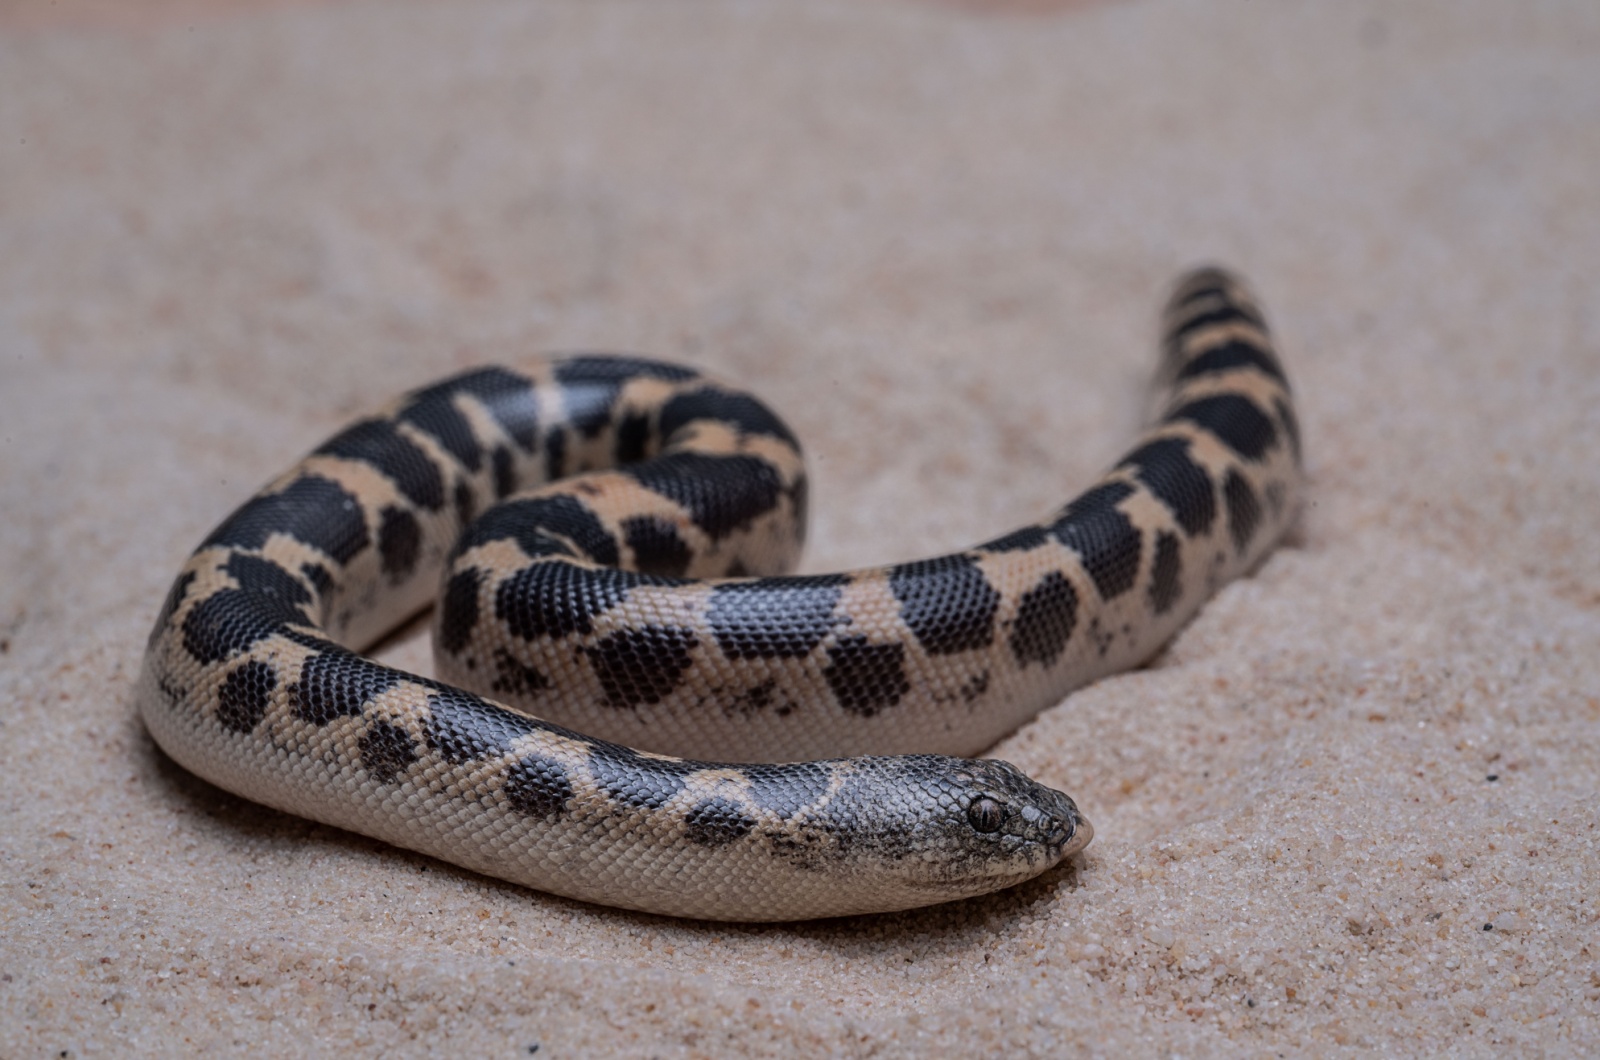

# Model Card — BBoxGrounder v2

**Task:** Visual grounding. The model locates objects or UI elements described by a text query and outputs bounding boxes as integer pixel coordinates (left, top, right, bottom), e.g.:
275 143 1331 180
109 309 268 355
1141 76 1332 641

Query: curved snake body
137 267 1299 920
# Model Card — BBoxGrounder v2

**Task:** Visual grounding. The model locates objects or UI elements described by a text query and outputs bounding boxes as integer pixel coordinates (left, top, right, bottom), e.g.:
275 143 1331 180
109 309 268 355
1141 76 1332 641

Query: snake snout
1023 784 1091 861
1050 799 1093 860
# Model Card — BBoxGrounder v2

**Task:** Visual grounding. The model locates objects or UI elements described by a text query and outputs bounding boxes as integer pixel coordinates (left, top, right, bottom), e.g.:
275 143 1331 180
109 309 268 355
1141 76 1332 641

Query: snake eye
966 797 1004 833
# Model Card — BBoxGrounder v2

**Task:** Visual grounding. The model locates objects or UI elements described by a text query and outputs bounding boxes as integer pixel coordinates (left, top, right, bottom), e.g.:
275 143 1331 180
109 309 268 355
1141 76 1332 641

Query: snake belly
136 267 1300 921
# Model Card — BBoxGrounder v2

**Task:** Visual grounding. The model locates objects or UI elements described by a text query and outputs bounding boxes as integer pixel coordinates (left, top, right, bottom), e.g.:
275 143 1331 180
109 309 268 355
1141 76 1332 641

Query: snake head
951 757 1092 863
799 755 1092 913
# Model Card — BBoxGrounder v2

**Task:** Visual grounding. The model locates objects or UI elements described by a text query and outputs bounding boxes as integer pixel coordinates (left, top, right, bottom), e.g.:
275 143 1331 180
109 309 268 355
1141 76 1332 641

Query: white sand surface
2 1 1598 1054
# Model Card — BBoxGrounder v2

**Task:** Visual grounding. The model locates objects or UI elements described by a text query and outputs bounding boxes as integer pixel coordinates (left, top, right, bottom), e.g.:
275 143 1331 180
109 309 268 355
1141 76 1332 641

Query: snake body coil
138 268 1299 920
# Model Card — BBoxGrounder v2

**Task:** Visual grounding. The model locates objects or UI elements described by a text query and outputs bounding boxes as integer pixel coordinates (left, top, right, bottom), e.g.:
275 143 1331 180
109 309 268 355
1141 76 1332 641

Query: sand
2 0 1598 1054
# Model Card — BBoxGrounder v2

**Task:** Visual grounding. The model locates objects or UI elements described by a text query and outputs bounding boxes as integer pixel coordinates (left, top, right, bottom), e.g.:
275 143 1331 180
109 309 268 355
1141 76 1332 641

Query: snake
136 267 1300 921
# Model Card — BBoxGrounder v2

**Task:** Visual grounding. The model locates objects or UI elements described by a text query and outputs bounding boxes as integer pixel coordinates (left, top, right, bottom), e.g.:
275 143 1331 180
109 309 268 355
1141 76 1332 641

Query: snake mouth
1054 810 1093 861
1031 786 1092 863
987 796 1092 878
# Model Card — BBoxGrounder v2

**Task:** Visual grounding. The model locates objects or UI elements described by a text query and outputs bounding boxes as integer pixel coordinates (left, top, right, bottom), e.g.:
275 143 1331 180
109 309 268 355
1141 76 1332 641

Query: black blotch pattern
156 676 185 709
554 355 700 385
1120 438 1217 537
960 670 990 702
359 719 418 783
979 525 1050 553
315 419 444 511
1050 482 1142 601
423 687 542 765
1088 616 1113 657
279 627 342 654
587 744 698 810
684 797 756 846
657 386 800 449
147 570 196 649
398 390 481 472
626 453 783 541
1170 302 1266 346
492 446 516 499
614 410 652 464
824 636 910 717
503 753 574 820
621 515 693 577
516 493 619 564
732 679 784 715
745 762 833 820
202 475 370 566
454 494 620 566
299 562 333 595
496 563 663 641
226 552 312 609
491 647 549 696
542 428 567 481
1168 395 1278 461
216 659 277 734
889 554 1001 655
437 567 483 655
289 651 401 725
1149 531 1183 615
377 506 422 580
587 626 699 708
182 588 305 664
406 366 540 451
554 355 698 439
1175 339 1288 388
453 480 476 529
708 575 847 659
1223 469 1262 556
1010 571 1079 668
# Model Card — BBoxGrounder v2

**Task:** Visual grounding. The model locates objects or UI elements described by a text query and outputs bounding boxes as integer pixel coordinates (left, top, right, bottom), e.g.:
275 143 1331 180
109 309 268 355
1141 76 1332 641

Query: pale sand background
3 0 1598 1054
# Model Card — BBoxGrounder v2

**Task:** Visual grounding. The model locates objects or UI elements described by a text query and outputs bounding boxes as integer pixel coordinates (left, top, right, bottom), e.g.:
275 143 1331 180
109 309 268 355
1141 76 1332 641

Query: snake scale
137 267 1300 921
